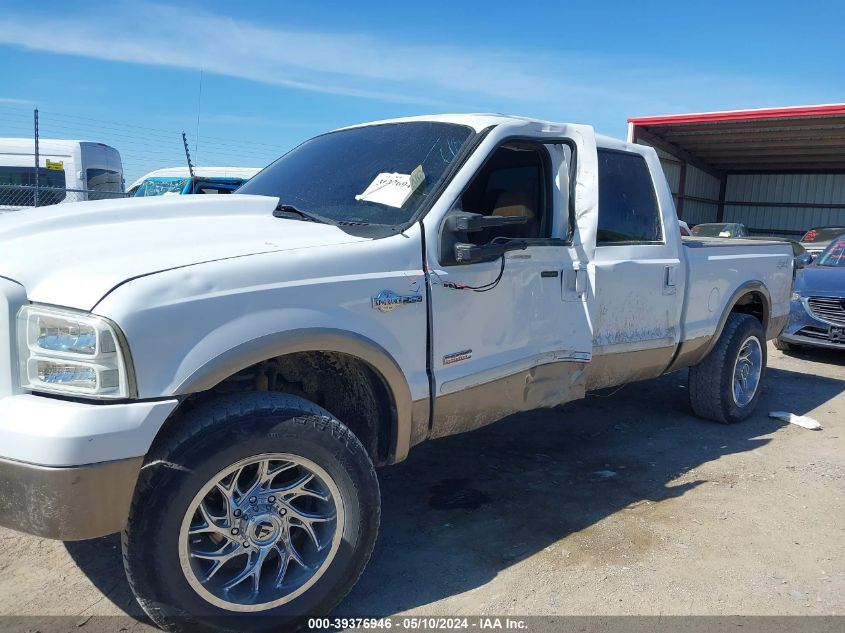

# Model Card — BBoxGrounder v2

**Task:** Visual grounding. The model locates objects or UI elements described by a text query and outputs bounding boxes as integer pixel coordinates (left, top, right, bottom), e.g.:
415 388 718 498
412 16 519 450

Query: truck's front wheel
688 312 767 424
122 393 380 633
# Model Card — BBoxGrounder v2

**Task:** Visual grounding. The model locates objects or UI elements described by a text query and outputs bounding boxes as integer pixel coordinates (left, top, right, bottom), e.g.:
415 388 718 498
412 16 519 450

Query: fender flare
174 328 414 463
699 281 772 360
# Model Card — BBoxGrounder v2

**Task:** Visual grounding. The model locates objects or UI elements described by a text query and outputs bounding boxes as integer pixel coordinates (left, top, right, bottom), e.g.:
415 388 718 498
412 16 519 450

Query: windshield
801 227 845 243
816 237 845 267
134 177 188 197
691 223 736 237
238 122 475 226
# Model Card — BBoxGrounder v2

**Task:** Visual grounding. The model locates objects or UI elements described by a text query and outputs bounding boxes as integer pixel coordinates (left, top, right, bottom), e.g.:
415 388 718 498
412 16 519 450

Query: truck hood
0 194 369 310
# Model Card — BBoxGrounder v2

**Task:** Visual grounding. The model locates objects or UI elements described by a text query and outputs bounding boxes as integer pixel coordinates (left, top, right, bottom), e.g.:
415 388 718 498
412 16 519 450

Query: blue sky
0 0 843 182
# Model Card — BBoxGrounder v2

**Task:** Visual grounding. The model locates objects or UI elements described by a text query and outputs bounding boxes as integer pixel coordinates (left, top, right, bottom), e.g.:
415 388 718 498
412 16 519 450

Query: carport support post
677 161 687 218
33 108 39 208
716 173 727 223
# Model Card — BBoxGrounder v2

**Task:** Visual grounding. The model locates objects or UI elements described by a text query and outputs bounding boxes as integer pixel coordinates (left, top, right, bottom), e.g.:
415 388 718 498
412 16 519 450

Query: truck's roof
338 113 630 149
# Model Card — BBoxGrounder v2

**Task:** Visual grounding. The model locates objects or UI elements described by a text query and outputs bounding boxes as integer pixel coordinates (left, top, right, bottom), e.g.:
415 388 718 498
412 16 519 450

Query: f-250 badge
371 290 423 313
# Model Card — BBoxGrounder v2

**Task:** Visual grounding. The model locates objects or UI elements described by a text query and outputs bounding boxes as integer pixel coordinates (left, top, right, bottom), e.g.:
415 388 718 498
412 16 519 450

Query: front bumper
0 393 178 540
0 455 142 540
778 296 845 350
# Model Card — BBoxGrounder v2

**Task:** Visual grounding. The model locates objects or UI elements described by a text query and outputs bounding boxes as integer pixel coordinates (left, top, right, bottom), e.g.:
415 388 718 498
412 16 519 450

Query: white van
126 166 260 197
0 138 123 210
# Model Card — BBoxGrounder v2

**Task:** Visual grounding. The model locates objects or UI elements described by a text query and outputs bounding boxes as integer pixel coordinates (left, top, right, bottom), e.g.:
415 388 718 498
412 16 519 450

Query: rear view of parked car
800 226 845 258
691 222 750 238
777 235 845 351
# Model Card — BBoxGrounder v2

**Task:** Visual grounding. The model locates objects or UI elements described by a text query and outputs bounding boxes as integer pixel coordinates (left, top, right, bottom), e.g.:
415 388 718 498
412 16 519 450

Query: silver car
800 226 845 258
691 222 749 238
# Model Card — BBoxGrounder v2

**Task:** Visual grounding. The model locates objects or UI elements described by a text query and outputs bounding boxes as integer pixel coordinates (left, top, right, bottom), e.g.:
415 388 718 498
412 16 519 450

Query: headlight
17 305 134 399
791 291 803 301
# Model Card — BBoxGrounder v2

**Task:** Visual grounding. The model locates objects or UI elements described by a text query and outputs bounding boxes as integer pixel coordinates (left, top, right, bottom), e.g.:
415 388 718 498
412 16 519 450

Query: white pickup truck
0 115 794 632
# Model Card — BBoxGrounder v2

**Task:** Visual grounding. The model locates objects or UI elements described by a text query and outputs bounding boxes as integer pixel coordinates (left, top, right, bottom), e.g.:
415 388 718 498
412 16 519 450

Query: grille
807 296 845 327
796 326 845 345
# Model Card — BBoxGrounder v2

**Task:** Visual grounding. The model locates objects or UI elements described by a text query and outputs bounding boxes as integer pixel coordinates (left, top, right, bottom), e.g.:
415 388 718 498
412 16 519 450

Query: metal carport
628 104 845 237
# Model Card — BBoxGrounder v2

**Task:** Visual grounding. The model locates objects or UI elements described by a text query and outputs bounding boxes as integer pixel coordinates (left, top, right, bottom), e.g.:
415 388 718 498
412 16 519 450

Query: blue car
126 167 261 197
777 235 845 351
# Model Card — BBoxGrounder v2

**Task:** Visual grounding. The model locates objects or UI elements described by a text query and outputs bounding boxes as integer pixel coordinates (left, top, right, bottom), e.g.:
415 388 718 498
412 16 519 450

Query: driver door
425 139 593 437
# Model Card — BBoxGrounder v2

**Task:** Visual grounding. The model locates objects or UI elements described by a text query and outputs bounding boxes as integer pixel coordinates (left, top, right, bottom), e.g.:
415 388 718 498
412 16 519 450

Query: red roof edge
628 103 845 126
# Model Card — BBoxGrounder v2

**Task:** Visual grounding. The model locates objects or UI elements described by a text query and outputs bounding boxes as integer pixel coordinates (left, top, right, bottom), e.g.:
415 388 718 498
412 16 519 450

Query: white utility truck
0 138 123 210
0 115 794 632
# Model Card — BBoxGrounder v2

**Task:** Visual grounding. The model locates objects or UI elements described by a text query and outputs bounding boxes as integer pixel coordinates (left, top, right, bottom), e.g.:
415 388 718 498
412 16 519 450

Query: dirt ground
1 344 843 630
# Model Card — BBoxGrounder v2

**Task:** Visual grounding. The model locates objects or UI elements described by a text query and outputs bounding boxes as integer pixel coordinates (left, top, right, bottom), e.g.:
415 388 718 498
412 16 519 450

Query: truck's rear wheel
123 393 380 633
688 313 766 424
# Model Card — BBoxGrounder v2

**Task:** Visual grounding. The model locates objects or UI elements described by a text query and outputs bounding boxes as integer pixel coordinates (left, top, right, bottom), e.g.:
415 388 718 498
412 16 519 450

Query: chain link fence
0 184 128 213
1 106 288 215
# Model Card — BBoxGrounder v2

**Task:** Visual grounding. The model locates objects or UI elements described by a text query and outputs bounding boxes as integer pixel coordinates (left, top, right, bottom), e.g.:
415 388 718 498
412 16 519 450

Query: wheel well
170 351 396 465
731 291 768 329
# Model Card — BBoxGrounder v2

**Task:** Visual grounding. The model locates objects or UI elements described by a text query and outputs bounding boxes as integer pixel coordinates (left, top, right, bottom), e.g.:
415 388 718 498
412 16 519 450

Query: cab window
596 149 662 244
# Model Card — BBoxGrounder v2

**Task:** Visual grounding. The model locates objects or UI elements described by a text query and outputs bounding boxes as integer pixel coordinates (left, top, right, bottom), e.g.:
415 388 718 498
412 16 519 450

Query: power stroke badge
443 349 472 365
371 290 423 313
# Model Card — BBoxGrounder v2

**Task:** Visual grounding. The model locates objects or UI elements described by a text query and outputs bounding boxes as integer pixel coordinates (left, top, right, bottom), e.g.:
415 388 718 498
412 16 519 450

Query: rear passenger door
587 148 683 390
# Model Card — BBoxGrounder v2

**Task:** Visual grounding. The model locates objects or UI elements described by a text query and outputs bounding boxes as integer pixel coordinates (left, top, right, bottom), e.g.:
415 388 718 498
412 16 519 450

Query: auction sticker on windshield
355 165 425 208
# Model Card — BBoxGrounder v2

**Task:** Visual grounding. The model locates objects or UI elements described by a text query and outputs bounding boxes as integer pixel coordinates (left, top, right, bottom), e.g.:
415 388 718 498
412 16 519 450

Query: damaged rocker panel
430 360 588 439
584 345 675 392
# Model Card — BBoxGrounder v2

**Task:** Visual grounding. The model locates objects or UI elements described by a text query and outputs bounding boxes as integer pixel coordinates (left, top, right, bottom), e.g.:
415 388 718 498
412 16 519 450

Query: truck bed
682 236 789 248
680 238 793 344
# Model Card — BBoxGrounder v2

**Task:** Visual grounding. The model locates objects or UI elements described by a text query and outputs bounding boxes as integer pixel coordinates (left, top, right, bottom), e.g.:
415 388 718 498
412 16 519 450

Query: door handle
663 265 678 295
575 269 588 294
562 265 589 302
541 270 559 278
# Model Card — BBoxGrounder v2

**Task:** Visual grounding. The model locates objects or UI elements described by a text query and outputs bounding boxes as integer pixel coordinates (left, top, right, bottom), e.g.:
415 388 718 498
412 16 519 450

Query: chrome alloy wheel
178 453 344 612
731 336 762 407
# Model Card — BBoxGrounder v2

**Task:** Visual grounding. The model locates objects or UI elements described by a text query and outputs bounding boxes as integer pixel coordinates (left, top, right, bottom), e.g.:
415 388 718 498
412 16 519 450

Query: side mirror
454 240 528 264
794 252 812 269
440 211 529 265
447 212 528 233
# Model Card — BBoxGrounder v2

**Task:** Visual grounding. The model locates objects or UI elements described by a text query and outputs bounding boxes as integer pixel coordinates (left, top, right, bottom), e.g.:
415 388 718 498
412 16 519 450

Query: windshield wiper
273 203 330 224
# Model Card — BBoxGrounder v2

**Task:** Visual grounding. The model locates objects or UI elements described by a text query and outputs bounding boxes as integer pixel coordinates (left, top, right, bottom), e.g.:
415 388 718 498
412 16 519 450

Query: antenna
181 131 195 179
